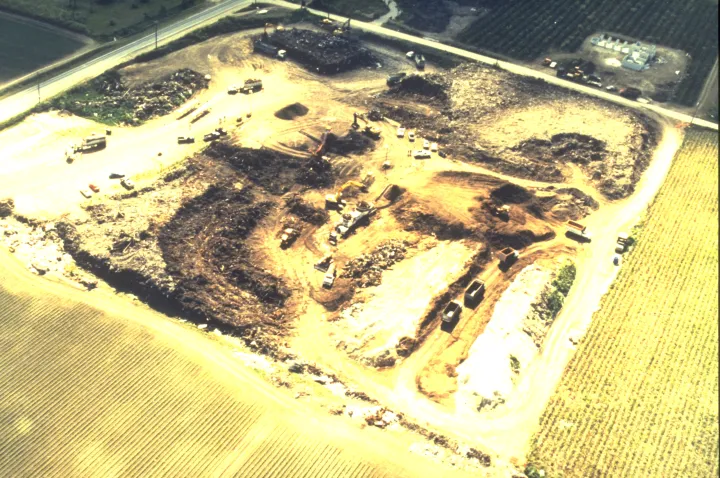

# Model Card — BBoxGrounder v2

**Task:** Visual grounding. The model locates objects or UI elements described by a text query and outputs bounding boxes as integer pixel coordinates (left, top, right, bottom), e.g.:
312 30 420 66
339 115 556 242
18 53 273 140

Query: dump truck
615 232 630 253
280 228 299 248
442 301 461 323
387 72 406 86
75 134 106 152
414 53 426 70
619 87 642 100
566 220 592 241
240 79 263 94
322 263 336 289
497 247 518 264
335 203 375 238
464 280 485 306
253 40 287 59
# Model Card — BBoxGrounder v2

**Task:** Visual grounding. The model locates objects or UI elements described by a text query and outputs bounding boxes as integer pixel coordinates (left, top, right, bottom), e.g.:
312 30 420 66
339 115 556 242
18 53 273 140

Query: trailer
566 220 592 242
75 134 106 153
442 301 461 323
615 232 630 253
253 40 286 60
240 79 263 94
464 280 485 306
497 247 518 264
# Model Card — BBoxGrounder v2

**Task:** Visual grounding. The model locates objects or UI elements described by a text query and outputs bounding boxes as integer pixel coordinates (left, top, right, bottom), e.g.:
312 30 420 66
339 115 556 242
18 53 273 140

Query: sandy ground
0 23 686 471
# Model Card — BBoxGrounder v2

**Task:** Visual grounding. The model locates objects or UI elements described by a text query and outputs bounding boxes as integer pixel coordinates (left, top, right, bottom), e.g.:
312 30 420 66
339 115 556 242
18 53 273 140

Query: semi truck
566 220 592 241
241 79 263 94
253 40 287 60
74 134 106 152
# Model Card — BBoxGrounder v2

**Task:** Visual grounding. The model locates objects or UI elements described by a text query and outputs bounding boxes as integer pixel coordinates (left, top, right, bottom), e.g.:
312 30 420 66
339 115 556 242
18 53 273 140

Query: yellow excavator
325 180 366 210
352 113 381 139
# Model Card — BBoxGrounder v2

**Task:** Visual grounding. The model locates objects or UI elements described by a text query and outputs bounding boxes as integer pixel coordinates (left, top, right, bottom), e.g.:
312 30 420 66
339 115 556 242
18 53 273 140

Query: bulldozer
325 180 366 210
351 113 381 139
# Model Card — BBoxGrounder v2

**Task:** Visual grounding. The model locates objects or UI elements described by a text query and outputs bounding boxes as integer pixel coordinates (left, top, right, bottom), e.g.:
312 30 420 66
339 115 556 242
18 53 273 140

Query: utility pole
154 21 158 49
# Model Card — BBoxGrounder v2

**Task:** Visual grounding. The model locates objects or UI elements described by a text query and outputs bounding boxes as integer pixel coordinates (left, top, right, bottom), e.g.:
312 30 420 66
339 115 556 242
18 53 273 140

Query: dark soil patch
393 201 475 241
386 74 450 106
285 195 329 225
491 183 533 204
326 130 376 155
275 102 309 120
0 198 14 218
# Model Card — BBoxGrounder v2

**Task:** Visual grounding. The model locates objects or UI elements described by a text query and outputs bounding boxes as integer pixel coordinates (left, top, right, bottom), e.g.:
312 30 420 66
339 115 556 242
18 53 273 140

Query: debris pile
533 187 599 221
284 195 329 225
340 240 408 287
0 198 13 218
325 130 376 155
513 134 607 166
386 74 450 104
393 201 474 240
274 102 309 120
346 405 400 428
269 29 377 74
52 69 209 125
204 142 334 194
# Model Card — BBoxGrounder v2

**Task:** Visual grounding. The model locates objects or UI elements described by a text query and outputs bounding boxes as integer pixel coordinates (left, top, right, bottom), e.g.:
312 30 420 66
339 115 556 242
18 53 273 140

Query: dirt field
528 129 718 477
0 23 687 475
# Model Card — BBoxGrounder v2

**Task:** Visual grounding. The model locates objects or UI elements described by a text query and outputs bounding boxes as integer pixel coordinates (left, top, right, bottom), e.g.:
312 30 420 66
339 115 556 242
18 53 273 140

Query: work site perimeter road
268 0 719 132
0 0 252 124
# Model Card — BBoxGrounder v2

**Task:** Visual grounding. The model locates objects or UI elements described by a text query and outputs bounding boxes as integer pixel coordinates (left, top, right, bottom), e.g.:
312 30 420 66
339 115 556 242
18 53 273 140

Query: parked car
88 184 99 193
438 150 447 158
613 254 621 266
79 189 93 198
408 131 416 142
120 178 135 190
406 51 415 59
396 127 406 138
430 142 438 152
423 139 430 149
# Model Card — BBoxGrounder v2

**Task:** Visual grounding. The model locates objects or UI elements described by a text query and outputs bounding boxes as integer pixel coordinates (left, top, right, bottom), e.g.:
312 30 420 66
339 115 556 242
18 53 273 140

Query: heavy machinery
253 39 287 60
322 263 336 289
615 232 630 253
240 79 263 94
311 127 331 157
367 109 383 121
491 204 510 220
332 18 350 36
314 254 333 272
566 220 592 242
280 228 300 248
414 53 426 70
73 133 106 153
335 203 376 239
325 180 366 209
351 113 381 139
319 17 335 31
177 135 195 144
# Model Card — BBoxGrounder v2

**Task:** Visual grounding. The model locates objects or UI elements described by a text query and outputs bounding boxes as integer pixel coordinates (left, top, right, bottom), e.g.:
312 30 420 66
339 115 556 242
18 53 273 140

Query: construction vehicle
615 232 630 253
332 19 350 36
280 228 300 248
335 202 376 238
319 17 335 31
314 254 333 272
253 40 287 60
241 79 263 94
310 127 331 157
325 180 366 209
177 136 195 144
497 247 518 265
387 72 406 86
351 113 381 139
329 231 338 246
414 53 426 70
74 134 106 153
442 301 462 323
619 87 642 100
203 132 220 142
566 220 592 242
367 109 383 121
322 263 336 289
464 280 485 306
190 105 211 123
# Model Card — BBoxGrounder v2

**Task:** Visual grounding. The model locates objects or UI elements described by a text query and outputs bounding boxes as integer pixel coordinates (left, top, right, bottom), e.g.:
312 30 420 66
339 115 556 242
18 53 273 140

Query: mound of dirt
159 185 290 323
284 195 329 225
514 134 607 165
326 130 376 155
491 183 533 204
268 29 377 74
275 102 309 120
393 202 474 241
204 142 333 194
387 74 450 104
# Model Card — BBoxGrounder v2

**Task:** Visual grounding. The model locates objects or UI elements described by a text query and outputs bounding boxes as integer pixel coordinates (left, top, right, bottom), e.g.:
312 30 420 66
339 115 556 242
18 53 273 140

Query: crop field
528 129 719 477
0 13 84 83
0 272 469 478
457 0 719 106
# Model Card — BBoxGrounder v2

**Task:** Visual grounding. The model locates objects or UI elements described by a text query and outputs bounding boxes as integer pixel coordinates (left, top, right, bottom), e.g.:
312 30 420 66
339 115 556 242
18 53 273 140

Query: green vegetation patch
457 0 719 106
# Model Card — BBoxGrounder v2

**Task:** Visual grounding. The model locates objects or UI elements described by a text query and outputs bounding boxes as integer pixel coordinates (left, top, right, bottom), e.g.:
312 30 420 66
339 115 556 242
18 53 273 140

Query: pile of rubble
345 405 400 429
326 130 376 155
340 240 408 287
284 195 329 225
269 29 377 74
386 74 450 104
0 198 13 218
53 69 209 125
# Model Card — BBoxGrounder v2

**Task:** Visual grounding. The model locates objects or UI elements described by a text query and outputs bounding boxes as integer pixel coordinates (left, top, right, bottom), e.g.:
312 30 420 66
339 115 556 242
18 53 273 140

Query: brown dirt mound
0 198 14 218
490 183 533 204
393 202 475 241
326 130 376 155
284 195 329 225
386 74 450 104
275 102 309 120
204 142 333 194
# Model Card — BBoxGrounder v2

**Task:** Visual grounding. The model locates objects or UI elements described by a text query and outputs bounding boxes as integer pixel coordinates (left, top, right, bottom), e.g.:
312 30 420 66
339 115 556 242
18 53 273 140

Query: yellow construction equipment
325 180 366 209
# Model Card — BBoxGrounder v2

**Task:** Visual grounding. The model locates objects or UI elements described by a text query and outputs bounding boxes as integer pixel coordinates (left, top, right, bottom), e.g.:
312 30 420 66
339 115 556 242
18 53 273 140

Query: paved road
0 0 251 124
